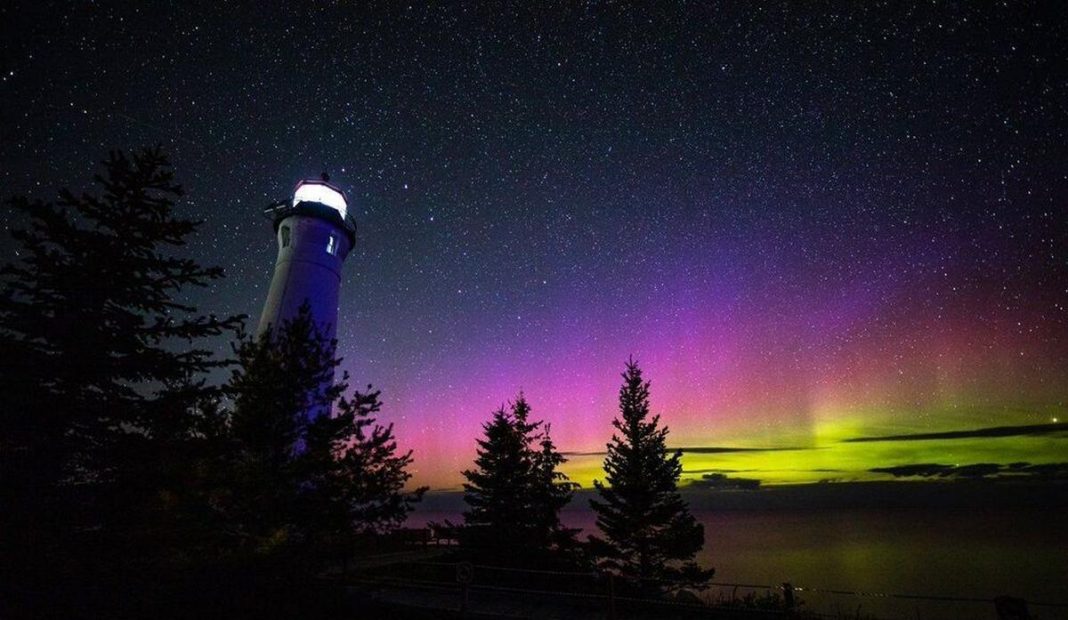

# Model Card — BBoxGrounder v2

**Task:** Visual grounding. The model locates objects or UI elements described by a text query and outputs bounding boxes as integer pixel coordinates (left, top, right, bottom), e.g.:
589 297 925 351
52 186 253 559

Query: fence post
456 562 473 616
994 595 1031 620
607 574 616 620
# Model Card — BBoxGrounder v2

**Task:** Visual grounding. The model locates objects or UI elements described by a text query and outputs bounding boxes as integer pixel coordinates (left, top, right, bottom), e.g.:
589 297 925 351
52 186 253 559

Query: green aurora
561 422 1067 488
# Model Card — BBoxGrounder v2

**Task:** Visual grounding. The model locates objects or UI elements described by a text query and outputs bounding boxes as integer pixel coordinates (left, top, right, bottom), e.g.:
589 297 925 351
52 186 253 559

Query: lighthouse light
293 182 347 219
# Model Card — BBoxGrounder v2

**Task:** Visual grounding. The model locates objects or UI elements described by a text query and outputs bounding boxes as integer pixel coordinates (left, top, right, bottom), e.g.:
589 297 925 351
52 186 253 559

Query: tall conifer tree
0 148 241 592
219 304 425 569
461 395 576 564
589 360 712 594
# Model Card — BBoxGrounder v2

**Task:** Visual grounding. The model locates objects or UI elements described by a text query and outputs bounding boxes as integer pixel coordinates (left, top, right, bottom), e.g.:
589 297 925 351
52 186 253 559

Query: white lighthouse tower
257 174 356 344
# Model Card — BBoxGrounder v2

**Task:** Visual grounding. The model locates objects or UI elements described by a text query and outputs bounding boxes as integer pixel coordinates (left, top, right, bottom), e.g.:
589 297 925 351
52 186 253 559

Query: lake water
407 506 1068 619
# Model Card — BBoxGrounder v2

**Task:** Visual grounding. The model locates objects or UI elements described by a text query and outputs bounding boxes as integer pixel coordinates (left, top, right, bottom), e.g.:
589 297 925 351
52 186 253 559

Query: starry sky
2 2 1066 490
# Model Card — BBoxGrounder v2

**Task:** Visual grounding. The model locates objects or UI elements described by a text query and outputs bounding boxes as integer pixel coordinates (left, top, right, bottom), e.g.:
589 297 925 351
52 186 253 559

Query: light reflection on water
408 507 1068 619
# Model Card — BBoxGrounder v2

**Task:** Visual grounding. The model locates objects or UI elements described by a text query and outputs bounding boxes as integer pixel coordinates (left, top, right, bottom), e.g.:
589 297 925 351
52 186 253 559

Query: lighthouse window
326 235 338 255
280 225 291 248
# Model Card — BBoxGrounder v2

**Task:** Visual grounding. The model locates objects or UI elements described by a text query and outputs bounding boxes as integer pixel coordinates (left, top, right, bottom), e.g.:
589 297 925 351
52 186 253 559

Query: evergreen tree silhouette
0 148 241 607
532 423 581 551
588 359 713 594
461 394 577 565
219 303 425 573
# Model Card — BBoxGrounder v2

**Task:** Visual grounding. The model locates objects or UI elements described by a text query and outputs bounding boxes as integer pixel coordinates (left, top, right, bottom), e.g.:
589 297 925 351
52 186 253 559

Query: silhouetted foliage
216 304 426 572
588 359 713 595
460 394 579 565
0 149 428 618
0 148 242 607
532 422 579 547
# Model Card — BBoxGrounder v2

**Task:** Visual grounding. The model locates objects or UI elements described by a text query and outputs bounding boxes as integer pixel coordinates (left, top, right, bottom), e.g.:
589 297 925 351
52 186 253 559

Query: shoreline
412 479 1068 515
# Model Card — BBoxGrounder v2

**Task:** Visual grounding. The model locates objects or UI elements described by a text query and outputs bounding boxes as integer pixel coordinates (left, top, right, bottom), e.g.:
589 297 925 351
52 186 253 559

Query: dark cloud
676 446 809 454
564 445 804 457
871 463 955 477
871 462 1068 480
844 423 1067 443
688 473 762 490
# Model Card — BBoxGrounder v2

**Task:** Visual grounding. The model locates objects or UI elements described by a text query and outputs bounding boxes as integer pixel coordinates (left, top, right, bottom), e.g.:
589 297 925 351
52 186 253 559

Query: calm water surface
408 507 1068 619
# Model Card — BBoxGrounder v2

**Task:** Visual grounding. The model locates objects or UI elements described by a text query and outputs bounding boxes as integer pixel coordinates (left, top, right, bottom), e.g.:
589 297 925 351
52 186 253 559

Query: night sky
3 2 1066 489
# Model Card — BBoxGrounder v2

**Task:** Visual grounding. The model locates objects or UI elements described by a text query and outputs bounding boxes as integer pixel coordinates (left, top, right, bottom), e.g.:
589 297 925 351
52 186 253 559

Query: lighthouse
257 175 356 344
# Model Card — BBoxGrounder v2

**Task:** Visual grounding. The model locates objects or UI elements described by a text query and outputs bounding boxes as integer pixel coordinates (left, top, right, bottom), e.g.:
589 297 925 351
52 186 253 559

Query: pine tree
461 399 538 555
588 360 713 594
461 394 576 564
532 423 580 550
219 304 425 570
0 148 241 588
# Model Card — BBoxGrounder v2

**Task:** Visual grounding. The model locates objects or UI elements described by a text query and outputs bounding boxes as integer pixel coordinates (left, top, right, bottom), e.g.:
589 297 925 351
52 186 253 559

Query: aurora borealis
372 204 1068 489
2 3 1066 491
